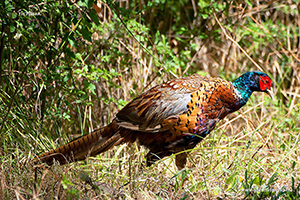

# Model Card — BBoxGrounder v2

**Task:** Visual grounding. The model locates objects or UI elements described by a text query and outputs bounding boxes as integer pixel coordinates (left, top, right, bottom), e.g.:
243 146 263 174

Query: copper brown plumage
35 71 272 169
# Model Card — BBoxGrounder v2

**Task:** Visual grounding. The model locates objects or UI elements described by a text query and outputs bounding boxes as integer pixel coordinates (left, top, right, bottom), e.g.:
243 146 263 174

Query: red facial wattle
259 76 271 91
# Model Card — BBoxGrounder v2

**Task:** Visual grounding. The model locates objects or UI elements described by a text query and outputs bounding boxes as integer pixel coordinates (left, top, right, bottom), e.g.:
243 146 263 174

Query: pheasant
35 71 272 169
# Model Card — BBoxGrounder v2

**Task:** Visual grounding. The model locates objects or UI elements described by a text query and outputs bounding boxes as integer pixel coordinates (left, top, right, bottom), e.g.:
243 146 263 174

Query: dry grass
1 0 300 199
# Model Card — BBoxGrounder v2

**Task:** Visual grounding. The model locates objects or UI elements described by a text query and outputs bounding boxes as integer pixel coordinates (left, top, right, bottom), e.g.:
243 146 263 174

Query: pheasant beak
265 88 274 100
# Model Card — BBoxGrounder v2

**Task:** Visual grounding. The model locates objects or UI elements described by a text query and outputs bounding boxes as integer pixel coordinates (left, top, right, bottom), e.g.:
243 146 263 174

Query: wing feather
116 74 239 136
116 74 210 132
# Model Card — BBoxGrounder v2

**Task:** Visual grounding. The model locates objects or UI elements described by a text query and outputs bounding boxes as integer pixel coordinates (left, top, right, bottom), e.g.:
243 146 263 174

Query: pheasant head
232 71 272 105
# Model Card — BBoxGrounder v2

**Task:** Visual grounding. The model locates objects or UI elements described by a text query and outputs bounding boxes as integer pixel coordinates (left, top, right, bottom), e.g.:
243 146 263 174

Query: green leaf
77 0 87 8
12 12 17 19
225 174 235 190
82 26 92 42
61 174 73 189
253 176 263 186
267 172 278 186
10 24 15 33
87 0 94 8
89 9 100 25
222 168 231 174
117 99 128 110
88 83 96 95
68 38 75 47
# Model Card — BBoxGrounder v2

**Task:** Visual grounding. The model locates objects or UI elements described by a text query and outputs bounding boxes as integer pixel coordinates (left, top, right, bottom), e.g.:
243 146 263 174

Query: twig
213 12 264 71
249 15 300 63
183 42 204 76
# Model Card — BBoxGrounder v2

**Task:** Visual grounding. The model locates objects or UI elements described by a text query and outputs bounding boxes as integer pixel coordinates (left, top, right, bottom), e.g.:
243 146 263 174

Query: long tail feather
35 119 122 166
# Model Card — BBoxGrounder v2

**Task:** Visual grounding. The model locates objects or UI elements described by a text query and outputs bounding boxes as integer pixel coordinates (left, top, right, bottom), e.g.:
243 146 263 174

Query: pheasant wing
116 75 225 133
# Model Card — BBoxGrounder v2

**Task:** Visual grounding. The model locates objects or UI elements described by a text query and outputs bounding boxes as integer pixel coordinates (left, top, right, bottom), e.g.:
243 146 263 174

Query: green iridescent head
233 71 272 103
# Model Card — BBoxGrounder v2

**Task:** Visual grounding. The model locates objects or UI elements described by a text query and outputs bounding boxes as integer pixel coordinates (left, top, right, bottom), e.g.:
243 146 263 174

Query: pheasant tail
35 120 122 165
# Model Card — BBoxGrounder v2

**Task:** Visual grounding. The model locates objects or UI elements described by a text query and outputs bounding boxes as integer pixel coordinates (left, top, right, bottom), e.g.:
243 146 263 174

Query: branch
213 12 264 72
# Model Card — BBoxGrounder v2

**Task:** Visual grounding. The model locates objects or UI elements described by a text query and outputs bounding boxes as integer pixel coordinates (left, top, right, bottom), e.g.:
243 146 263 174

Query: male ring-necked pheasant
36 71 272 169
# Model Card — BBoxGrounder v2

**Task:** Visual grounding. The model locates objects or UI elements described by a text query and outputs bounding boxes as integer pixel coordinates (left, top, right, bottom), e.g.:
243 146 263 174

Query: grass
2 93 300 199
